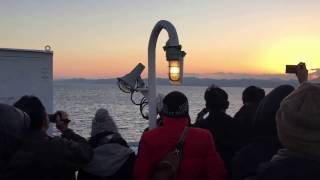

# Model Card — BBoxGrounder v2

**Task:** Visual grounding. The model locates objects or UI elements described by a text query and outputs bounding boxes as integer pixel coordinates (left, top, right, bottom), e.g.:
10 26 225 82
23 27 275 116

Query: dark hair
14 95 47 131
162 91 189 118
242 86 265 104
205 86 229 111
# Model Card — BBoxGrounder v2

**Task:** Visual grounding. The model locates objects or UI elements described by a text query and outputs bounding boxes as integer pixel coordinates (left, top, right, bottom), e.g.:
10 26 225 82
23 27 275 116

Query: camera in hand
48 113 58 123
48 111 71 123
286 65 298 74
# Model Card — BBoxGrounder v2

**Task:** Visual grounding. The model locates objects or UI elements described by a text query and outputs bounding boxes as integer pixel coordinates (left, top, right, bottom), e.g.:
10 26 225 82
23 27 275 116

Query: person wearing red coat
134 91 226 180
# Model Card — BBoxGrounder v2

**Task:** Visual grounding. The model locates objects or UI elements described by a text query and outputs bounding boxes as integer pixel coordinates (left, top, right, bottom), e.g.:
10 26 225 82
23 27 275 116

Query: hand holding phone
55 111 70 132
296 63 308 84
286 62 308 84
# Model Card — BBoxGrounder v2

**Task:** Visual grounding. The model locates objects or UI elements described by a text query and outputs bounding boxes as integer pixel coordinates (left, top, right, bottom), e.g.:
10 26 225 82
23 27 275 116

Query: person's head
13 95 48 132
0 103 30 167
162 91 189 120
91 108 118 137
204 85 229 113
242 86 265 104
253 85 294 137
276 83 320 157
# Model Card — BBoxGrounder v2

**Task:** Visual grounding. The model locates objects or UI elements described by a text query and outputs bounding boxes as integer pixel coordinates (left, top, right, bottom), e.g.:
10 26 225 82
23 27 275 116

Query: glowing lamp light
168 60 181 81
163 45 186 84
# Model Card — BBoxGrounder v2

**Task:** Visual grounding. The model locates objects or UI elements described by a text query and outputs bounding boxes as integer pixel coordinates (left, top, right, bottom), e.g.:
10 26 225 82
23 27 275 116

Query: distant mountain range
55 77 299 88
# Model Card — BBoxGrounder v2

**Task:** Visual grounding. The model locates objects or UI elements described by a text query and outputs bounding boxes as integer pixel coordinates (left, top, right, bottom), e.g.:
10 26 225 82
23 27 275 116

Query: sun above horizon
259 35 320 74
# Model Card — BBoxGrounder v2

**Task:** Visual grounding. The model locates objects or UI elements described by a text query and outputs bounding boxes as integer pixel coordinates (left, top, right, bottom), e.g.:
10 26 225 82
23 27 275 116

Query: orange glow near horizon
2 1 320 79
52 32 320 79
53 35 320 78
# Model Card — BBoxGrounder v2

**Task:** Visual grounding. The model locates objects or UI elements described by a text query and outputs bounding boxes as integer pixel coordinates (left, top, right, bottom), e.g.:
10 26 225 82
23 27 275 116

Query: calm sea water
53 82 270 142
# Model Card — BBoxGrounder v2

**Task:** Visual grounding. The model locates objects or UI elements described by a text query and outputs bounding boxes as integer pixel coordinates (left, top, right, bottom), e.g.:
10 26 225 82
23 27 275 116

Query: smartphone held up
285 65 298 74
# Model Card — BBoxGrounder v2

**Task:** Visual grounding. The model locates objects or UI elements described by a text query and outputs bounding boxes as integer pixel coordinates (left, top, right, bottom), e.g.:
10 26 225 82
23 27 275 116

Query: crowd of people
1 63 320 180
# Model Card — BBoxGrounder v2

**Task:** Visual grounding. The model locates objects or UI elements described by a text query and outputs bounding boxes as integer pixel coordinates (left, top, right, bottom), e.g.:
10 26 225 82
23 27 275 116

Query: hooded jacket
134 116 226 180
78 108 135 180
255 83 320 180
231 85 294 180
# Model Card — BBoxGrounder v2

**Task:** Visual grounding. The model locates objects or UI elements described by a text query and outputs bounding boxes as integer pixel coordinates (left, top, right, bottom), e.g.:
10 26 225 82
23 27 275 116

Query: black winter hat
162 91 189 117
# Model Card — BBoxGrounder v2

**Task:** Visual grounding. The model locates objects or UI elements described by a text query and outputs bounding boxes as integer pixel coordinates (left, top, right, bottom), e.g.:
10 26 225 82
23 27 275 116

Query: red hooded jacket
134 117 226 180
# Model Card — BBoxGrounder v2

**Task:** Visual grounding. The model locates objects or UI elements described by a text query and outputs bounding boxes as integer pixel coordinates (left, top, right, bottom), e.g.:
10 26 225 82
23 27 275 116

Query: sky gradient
1 0 320 79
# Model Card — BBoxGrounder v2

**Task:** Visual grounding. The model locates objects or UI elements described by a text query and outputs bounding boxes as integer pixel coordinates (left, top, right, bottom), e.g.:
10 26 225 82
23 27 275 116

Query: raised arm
296 62 308 84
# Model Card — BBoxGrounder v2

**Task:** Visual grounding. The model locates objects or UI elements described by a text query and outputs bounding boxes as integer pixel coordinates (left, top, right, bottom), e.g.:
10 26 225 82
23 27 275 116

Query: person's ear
225 101 230 109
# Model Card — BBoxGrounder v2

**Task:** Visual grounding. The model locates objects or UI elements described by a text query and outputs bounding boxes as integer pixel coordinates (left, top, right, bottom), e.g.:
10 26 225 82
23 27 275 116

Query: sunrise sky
1 0 320 79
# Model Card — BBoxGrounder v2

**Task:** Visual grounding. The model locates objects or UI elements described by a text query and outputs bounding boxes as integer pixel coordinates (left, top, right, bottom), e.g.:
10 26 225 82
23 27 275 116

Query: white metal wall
0 48 53 113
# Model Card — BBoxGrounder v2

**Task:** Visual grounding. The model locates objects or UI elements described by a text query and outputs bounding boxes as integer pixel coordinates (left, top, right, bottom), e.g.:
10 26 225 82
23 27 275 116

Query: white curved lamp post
148 20 186 129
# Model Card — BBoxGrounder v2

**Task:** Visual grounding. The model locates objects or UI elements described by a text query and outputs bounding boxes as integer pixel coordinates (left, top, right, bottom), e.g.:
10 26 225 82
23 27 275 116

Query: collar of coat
162 116 190 128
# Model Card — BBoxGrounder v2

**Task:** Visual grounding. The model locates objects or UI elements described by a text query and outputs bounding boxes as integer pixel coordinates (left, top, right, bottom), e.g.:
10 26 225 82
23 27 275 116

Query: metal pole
148 20 180 129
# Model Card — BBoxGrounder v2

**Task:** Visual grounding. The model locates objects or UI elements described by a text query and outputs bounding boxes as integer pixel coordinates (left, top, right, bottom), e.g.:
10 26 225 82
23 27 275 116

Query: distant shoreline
54 77 298 88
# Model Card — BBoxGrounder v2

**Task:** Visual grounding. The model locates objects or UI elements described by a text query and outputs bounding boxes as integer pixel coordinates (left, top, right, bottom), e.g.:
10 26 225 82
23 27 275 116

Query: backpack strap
176 127 189 151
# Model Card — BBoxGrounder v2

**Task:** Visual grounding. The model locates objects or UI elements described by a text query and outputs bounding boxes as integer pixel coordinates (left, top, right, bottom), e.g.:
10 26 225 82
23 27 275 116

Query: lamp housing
163 45 186 84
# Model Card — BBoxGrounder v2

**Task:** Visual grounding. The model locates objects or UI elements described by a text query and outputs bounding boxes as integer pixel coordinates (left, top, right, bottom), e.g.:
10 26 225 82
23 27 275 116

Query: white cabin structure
0 47 53 114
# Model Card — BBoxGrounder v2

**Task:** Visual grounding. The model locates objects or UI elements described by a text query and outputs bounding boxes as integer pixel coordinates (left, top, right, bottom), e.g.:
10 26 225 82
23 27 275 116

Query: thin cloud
185 72 295 80
310 69 320 81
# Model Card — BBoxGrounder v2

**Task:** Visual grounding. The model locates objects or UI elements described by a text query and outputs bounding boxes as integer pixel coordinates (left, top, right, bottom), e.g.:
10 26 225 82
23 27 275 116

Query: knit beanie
0 103 30 164
162 91 189 118
0 103 30 139
276 82 320 157
91 108 118 137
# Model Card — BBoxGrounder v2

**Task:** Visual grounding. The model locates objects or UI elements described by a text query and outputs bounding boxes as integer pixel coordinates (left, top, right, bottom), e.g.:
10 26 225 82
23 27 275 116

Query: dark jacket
0 129 93 180
77 131 135 180
231 85 295 180
134 117 226 180
233 102 260 149
256 149 320 180
193 111 236 171
231 136 281 180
